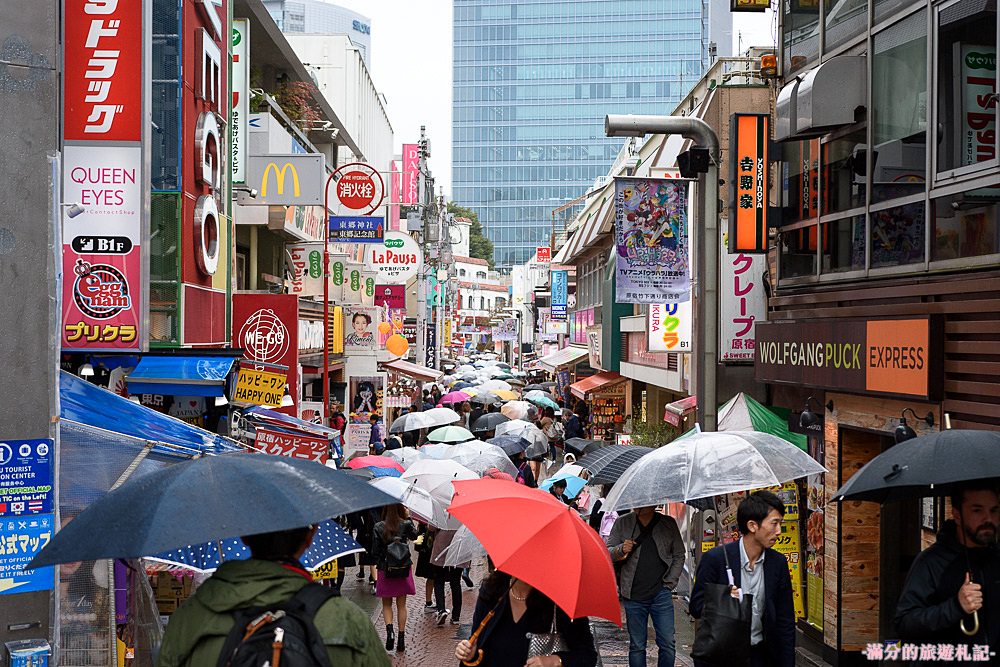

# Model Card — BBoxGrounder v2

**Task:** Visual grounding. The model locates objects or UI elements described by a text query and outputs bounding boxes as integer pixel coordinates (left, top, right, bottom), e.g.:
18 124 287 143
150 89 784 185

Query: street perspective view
2 0 1000 665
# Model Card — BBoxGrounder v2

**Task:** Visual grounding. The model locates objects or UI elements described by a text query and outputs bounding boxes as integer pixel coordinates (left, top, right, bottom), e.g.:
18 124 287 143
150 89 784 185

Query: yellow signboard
232 367 287 407
444 319 452 348
311 560 339 580
731 0 769 11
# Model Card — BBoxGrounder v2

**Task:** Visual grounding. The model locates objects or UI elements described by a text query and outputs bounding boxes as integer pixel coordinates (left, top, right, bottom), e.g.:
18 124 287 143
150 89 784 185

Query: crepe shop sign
254 428 328 464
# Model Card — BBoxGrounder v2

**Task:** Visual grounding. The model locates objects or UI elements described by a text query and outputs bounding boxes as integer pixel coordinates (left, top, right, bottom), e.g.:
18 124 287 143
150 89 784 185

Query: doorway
878 436 922 640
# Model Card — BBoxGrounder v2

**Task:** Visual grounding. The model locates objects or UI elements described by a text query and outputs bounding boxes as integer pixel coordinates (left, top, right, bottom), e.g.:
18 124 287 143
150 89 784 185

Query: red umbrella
345 455 405 473
449 478 621 624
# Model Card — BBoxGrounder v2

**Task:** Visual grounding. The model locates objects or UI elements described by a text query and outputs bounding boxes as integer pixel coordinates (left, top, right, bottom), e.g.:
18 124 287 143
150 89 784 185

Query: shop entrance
878 437 922 641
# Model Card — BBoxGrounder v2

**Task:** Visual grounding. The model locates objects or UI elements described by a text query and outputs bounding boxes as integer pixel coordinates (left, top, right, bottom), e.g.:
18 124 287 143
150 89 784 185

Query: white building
263 0 373 66
453 255 507 331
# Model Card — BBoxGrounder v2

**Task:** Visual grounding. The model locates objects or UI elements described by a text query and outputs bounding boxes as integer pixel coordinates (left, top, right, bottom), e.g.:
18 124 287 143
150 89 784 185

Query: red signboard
375 284 406 311
232 294 299 416
64 0 143 141
536 247 552 263
254 427 328 463
402 144 419 205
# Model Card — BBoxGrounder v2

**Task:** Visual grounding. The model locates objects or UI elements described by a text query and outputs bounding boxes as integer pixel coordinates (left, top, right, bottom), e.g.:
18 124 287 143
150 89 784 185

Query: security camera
64 203 85 219
235 186 258 199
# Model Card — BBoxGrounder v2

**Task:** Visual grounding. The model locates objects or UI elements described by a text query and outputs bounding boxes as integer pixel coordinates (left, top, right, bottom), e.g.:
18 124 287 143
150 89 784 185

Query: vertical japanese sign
389 158 401 230
648 302 692 352
720 229 767 361
233 294 299 415
729 113 769 253
613 177 691 304
444 319 452 348
425 325 437 369
402 143 419 205
959 45 996 169
551 270 568 320
62 0 146 351
231 19 249 183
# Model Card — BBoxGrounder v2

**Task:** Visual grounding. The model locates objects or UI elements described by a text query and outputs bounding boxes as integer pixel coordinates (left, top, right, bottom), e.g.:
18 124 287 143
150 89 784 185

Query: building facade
451 0 733 270
262 0 372 65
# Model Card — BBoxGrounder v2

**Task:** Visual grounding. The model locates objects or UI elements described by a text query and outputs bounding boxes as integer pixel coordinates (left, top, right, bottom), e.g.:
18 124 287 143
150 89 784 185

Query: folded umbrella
540 472 588 500
449 478 621 623
421 441 519 478
346 455 406 474
602 431 827 512
577 444 654 485
427 425 476 444
472 412 510 433
30 453 396 568
370 476 451 528
487 435 531 456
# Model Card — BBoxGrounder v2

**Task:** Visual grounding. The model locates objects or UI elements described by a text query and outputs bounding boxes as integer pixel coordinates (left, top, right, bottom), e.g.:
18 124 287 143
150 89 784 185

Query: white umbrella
603 431 828 512
370 477 451 529
420 441 519 478
400 459 478 528
500 401 533 420
389 407 462 433
479 379 513 392
383 447 427 470
494 419 548 458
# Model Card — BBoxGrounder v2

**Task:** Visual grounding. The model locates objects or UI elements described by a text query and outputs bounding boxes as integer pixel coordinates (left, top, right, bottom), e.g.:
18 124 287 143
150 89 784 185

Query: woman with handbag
454 571 598 667
372 503 419 653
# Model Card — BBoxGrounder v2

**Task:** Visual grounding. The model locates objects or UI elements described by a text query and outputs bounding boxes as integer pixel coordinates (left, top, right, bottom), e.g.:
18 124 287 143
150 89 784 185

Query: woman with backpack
371 504 418 652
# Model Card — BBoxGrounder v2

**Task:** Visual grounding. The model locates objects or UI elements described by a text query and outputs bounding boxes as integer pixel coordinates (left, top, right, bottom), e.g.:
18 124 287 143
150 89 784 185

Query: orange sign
730 114 769 253
865 320 930 398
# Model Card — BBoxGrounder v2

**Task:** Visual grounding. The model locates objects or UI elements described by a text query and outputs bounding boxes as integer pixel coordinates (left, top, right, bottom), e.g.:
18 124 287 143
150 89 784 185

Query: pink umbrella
345 455 405 474
439 390 472 405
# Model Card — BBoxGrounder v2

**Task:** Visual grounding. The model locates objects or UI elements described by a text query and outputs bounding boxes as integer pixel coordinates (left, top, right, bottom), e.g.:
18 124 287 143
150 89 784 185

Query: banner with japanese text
614 177 690 304
720 227 767 361
551 270 568 320
254 427 328 464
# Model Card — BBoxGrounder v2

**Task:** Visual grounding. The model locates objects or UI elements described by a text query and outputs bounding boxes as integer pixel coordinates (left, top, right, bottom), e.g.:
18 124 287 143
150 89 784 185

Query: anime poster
346 375 384 456
614 177 691 304
343 305 381 352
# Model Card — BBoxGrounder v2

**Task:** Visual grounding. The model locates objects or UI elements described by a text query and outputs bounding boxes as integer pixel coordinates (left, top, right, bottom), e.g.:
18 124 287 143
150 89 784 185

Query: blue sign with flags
329 216 385 243
0 439 53 517
551 270 568 321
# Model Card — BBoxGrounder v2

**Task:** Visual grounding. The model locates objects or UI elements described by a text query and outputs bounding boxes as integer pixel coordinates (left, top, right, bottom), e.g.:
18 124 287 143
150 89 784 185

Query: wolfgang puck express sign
754 317 942 400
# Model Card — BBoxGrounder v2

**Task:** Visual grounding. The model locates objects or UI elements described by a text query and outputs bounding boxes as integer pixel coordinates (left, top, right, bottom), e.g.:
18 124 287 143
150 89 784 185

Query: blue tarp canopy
126 356 237 397
60 371 239 455
243 406 339 440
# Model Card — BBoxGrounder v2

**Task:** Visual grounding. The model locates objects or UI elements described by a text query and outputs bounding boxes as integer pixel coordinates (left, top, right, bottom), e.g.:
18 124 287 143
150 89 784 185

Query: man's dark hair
737 490 785 535
369 413 379 422
950 483 1000 511
242 526 312 561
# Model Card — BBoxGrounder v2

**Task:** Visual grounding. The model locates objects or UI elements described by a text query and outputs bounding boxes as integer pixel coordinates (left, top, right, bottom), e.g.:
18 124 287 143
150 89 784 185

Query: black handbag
691 544 752 663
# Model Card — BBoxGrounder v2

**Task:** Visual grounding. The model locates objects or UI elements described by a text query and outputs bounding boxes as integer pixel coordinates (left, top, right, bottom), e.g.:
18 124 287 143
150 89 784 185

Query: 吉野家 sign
245 154 325 206
329 216 385 243
232 366 287 408
729 114 770 253
754 317 943 400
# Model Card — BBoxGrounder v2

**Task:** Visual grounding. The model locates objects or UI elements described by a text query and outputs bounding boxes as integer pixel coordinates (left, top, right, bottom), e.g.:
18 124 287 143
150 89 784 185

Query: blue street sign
329 216 385 243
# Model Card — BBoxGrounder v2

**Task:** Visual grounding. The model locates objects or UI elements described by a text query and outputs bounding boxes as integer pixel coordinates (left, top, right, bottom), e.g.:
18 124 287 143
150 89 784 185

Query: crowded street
2 0 1000 665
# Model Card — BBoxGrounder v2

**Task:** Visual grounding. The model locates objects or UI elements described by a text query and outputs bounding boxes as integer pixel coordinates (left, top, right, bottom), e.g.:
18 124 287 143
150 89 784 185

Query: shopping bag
690 582 752 663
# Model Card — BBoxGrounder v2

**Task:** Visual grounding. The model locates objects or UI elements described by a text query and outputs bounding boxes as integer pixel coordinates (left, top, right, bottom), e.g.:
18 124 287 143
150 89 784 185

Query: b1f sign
648 302 692 353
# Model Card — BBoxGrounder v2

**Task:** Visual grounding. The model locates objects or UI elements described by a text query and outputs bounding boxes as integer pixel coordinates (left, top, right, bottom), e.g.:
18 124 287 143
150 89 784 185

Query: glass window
822 216 866 272
872 11 928 203
822 129 867 214
779 226 819 277
825 0 868 52
870 201 926 267
932 192 1000 260
781 139 821 224
935 0 998 174
783 0 820 75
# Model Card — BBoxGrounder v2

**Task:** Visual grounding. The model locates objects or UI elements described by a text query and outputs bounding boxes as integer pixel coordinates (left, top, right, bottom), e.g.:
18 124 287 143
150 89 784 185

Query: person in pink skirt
372 503 418 652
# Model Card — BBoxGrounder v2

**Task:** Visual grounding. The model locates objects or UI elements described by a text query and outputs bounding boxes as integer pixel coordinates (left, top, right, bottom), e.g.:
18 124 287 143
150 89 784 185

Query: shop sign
444 319 452 348
364 231 421 283
168 396 205 420
285 242 324 297
648 302 692 353
232 294 298 415
402 143 419 205
231 19 249 182
233 366 286 408
0 439 53 517
254 427 328 464
245 154 325 206
279 206 325 242
536 247 551 263
0 514 54 594
587 326 603 370
959 45 996 169
343 305 381 352
551 270 568 320
333 162 386 215
546 321 568 335
492 318 518 342
729 114 769 252
375 284 406 311
720 228 767 362
425 325 437 369
614 177 691 304
347 375 384 455
329 216 385 243
62 145 143 350
754 317 942 400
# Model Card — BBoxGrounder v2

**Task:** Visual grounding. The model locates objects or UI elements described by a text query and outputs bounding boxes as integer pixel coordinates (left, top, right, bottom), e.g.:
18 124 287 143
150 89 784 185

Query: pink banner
402 143 419 205
390 159 401 231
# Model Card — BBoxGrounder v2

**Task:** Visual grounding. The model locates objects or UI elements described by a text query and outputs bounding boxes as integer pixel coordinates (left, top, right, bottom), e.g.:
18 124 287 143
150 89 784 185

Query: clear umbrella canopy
421 441 518 478
370 476 451 529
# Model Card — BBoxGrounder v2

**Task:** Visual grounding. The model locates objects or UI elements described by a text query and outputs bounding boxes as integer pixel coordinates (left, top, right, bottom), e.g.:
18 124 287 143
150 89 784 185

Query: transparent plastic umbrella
441 524 487 567
495 420 548 458
603 431 827 512
500 401 533 421
369 476 451 529
421 441 519 478
383 447 427 470
479 379 513 392
400 459 478 529
388 407 462 433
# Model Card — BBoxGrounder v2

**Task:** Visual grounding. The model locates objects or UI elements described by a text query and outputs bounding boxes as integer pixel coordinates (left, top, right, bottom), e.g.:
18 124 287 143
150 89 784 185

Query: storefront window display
822 216 866 273
932 193 1000 261
872 11 928 204
870 201 926 268
589 381 627 441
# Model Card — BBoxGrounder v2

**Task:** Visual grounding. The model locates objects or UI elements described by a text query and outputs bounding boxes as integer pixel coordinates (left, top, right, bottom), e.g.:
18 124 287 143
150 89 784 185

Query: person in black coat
689 491 795 667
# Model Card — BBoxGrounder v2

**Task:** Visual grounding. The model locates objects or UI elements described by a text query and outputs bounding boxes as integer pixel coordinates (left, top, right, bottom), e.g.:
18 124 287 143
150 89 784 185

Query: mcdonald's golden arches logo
261 162 300 198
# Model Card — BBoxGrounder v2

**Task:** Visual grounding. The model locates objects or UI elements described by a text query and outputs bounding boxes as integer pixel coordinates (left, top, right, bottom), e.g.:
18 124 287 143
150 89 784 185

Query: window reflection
781 139 820 224
782 0 820 75
933 193 1000 261
823 130 867 214
870 201 925 268
822 217 866 273
780 227 818 277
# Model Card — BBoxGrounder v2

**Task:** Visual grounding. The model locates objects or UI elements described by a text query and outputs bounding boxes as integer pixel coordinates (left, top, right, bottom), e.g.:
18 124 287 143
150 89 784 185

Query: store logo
72 236 133 254
965 51 996 70
261 162 300 198
0 443 11 466
72 259 131 319
238 308 289 363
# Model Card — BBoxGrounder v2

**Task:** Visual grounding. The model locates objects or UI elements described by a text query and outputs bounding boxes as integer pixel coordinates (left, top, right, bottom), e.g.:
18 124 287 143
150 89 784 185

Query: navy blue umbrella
488 435 531 456
29 453 395 568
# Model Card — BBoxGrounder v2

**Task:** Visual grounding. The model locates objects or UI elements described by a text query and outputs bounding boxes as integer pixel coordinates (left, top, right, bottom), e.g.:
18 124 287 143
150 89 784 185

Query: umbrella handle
460 608 496 666
960 610 979 637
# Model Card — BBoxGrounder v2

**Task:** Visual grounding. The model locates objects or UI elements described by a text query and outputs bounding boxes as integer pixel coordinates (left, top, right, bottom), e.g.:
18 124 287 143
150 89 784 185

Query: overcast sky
331 1 776 198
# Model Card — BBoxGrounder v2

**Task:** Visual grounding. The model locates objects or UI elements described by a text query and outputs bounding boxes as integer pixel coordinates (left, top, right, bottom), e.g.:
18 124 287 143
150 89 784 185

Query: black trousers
749 642 769 667
434 566 462 619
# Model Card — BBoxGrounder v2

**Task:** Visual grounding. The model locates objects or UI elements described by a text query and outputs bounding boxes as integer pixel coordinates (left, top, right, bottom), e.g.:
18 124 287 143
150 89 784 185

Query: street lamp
604 114 720 431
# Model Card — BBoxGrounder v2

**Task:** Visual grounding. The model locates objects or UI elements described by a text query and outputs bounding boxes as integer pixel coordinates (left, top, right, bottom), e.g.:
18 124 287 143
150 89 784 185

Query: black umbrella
29 453 396 568
488 435 531 456
564 438 607 458
523 384 549 393
472 412 511 433
577 444 655 485
832 430 1000 503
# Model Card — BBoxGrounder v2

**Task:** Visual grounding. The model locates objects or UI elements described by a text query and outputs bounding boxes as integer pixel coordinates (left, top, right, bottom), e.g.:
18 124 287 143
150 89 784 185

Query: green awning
718 393 807 451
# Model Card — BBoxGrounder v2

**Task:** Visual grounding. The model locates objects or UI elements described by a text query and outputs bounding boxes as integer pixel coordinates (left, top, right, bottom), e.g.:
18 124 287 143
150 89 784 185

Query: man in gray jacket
609 507 686 667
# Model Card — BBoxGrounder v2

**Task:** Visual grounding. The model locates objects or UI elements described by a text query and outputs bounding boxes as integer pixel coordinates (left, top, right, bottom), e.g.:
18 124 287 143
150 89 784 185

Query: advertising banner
347 375 383 456
729 114 770 253
254 427 328 464
232 366 286 408
402 143 419 205
389 159 401 231
364 231 422 283
343 305 382 352
375 284 406 311
806 472 825 630
232 294 299 415
285 242 324 297
492 318 518 342
648 301 693 353
0 514 54 594
444 319 452 348
551 270 568 320
329 216 386 243
720 228 768 362
361 270 377 306
425 324 437 369
0 439 53 517
341 263 366 304
614 177 691 304
231 19 249 182
62 145 143 350
245 154 325 206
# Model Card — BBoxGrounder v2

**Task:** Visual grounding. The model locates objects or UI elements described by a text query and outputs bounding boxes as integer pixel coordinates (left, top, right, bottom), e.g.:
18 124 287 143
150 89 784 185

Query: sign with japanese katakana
729 113 770 253
720 228 767 362
254 427 328 464
232 367 287 408
0 440 53 518
0 514 54 594
329 216 385 244
613 177 691 305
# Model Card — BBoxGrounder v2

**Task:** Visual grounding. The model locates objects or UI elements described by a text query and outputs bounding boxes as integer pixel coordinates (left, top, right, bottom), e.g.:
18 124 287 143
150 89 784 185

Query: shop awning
242 406 340 440
663 395 698 427
538 345 589 373
60 371 239 455
126 356 238 397
570 371 625 399
380 359 444 382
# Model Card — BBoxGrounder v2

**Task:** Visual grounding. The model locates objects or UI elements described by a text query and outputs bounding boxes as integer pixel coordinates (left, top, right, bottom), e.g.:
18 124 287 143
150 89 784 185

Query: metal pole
322 171 336 424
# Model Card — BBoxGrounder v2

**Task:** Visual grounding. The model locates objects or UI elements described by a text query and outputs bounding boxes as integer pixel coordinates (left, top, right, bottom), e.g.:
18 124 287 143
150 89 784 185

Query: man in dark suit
689 491 795 667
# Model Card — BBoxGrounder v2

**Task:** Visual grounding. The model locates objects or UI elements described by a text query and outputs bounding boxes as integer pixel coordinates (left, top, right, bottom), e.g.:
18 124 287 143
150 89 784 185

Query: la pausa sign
365 231 422 284
754 317 942 400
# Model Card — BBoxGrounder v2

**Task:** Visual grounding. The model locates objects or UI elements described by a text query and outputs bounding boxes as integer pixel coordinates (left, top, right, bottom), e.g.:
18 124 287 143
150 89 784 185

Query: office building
263 0 372 66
